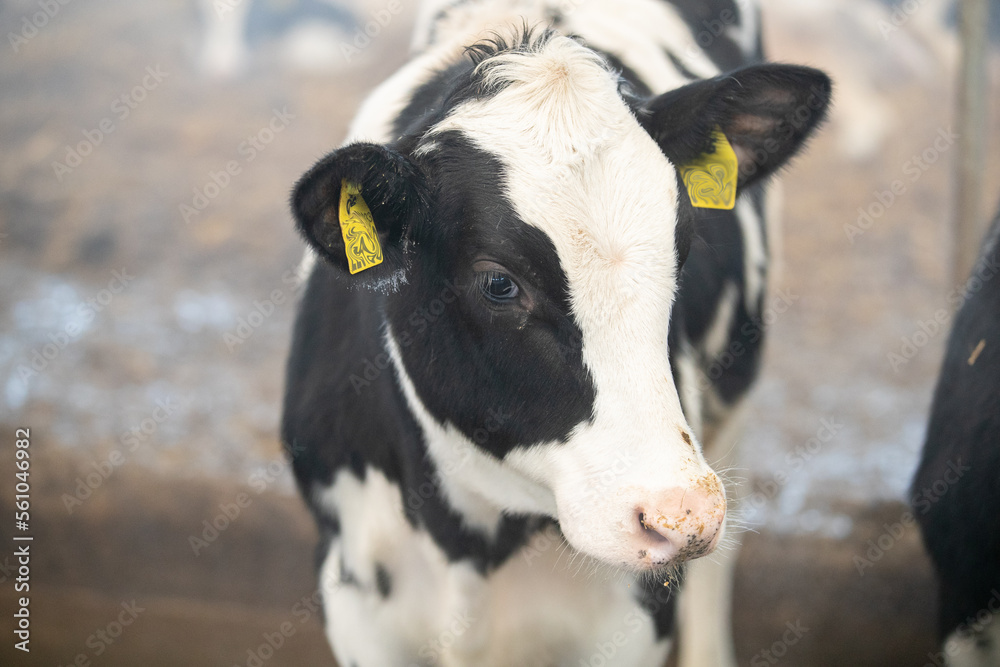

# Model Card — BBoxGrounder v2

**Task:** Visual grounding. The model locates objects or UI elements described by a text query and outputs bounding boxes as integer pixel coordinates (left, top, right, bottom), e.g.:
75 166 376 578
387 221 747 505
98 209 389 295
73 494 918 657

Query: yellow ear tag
338 179 383 274
677 127 738 210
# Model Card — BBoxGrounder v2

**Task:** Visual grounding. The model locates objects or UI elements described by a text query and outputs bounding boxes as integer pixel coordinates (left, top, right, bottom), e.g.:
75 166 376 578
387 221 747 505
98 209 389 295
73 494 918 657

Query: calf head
293 32 830 571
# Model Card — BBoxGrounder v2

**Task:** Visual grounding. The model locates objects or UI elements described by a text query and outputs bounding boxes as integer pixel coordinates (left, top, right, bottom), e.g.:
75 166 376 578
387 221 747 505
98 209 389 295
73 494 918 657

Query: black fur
292 142 431 288
639 64 831 189
283 1 831 649
913 207 1000 641
666 0 762 70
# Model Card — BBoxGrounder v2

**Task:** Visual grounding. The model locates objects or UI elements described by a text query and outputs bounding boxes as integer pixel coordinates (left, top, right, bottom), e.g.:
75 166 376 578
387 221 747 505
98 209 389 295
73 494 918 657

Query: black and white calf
913 206 1000 667
282 1 829 665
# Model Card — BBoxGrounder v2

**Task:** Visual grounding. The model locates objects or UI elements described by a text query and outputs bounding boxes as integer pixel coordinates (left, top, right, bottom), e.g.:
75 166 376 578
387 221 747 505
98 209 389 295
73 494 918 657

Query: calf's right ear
291 142 430 289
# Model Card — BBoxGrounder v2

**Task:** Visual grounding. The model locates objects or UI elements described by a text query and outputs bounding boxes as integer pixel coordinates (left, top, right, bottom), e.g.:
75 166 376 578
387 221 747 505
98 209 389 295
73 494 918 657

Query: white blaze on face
426 36 726 568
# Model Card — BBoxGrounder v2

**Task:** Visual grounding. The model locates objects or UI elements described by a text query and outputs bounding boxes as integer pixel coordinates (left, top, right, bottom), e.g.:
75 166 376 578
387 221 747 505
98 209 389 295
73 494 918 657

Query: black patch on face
396 440 552 571
392 60 479 142
284 262 544 572
374 563 393 598
384 131 596 457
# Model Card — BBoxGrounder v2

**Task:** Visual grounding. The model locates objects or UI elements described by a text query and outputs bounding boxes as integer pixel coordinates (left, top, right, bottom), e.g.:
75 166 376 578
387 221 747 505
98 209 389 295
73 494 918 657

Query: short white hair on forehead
471 28 613 95
445 29 632 166
426 26 682 291
426 24 686 378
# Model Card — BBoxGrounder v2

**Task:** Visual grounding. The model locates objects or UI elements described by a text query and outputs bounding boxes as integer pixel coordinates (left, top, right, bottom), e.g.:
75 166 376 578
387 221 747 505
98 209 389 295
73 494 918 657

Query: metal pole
953 0 990 290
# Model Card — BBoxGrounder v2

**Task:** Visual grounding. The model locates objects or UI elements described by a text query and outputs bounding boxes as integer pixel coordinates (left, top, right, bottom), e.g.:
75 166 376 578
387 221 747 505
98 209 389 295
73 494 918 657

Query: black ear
639 64 832 190
291 142 430 288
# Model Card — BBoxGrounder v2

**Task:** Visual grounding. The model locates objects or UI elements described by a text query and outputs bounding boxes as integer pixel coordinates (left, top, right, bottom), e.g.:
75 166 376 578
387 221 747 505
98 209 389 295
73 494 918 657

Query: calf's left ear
639 64 832 192
291 142 430 289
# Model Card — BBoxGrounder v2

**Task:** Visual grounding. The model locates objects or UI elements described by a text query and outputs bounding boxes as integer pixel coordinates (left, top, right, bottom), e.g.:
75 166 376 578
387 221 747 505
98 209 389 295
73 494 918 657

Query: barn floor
2 0 999 665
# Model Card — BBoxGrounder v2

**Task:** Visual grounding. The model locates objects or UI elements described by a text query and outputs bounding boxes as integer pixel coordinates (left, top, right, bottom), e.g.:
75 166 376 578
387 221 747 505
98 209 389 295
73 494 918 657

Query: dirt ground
1 0 999 665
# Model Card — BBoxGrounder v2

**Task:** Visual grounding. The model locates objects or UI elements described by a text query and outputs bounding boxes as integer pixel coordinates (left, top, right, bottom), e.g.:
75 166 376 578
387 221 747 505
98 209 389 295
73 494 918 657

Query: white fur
305 2 777 665
385 327 559 537
316 467 670 667
412 0 721 90
316 468 447 665
735 197 767 313
678 400 751 667
674 339 706 440
702 282 740 364
944 613 1000 667
346 49 461 144
678 550 739 667
728 0 759 58
560 0 720 88
197 0 251 78
417 35 725 566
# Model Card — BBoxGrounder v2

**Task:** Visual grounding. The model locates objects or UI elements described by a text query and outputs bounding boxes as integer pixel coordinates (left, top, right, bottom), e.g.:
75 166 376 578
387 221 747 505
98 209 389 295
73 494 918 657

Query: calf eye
478 271 519 303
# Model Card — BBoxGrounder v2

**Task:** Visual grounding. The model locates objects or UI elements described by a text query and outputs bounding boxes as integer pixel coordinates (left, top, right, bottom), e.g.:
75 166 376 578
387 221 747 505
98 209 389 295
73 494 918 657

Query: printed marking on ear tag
338 179 383 274
678 127 738 210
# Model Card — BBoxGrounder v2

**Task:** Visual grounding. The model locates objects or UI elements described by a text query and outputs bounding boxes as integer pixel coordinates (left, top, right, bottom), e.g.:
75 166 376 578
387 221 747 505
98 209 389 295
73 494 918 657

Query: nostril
636 510 670 544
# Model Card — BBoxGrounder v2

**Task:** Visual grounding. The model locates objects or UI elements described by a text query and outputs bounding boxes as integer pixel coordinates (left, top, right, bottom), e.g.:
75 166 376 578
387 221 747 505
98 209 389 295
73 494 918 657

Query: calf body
282 1 829 665
913 208 1000 666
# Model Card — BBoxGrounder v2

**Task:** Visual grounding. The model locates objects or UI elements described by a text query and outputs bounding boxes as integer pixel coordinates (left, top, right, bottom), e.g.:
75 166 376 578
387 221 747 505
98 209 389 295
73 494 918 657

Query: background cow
913 204 1000 667
283 1 830 665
